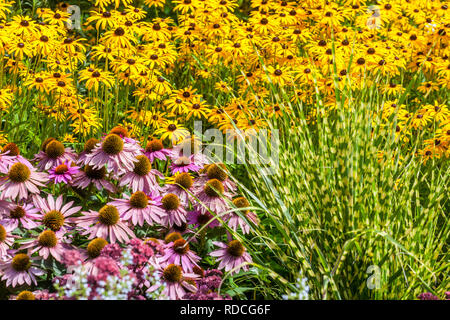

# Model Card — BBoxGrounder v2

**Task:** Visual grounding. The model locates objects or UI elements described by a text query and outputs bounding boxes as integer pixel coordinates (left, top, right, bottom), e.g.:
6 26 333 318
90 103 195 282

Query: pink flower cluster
0 129 258 299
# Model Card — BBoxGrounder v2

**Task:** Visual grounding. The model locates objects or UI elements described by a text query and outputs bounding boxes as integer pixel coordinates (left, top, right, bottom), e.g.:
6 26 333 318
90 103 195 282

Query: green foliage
227 69 449 300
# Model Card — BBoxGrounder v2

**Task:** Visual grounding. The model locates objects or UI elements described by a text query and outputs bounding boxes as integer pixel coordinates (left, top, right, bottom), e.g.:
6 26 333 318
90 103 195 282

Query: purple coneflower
119 155 164 194
33 138 76 171
76 205 135 243
193 179 232 216
159 193 187 228
162 223 197 242
0 201 40 230
169 155 203 174
195 163 237 193
227 197 259 234
0 224 15 256
210 240 252 275
108 191 165 226
187 210 220 229
48 161 80 184
33 195 82 233
147 263 198 300
0 143 32 174
84 133 141 175
71 165 116 193
20 229 69 262
0 162 47 201
143 138 173 162
164 172 195 206
159 238 201 272
0 253 44 287
72 238 109 276
76 138 99 165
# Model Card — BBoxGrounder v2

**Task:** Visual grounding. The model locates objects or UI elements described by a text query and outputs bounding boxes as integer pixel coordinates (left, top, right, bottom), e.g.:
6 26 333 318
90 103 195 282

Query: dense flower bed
0 127 258 300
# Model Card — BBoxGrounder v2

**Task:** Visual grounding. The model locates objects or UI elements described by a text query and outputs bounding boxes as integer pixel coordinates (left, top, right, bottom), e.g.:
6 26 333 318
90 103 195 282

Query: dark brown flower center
54 164 69 174
162 193 180 211
110 126 129 138
173 239 189 254
38 230 57 247
146 139 164 152
42 210 65 231
0 225 6 242
197 213 211 225
164 232 182 243
87 238 108 259
206 163 228 181
98 205 119 226
2 142 20 156
232 197 250 214
10 206 25 219
129 191 148 208
45 140 65 158
226 240 245 257
85 165 106 180
163 264 182 283
133 155 151 176
174 172 193 189
84 138 99 153
204 179 224 197
102 134 124 155
12 254 31 272
114 27 125 36
8 163 31 183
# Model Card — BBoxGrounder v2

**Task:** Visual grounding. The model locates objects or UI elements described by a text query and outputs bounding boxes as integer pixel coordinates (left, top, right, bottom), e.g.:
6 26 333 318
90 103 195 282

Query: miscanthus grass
214 65 449 300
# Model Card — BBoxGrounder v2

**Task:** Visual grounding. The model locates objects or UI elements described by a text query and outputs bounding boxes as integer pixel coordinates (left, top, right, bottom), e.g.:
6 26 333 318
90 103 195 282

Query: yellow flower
185 99 210 120
79 66 114 92
61 134 78 144
154 120 190 143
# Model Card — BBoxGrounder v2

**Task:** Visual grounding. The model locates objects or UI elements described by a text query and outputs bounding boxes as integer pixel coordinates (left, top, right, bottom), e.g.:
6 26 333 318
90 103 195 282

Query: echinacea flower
195 163 237 193
33 138 77 171
0 142 33 174
143 138 173 162
0 162 48 201
159 238 200 272
210 240 252 275
169 155 203 174
193 179 232 216
71 165 116 193
159 193 187 228
119 155 164 194
227 197 259 234
84 134 141 175
0 253 44 287
77 205 135 243
33 195 82 233
108 191 165 226
187 210 220 229
15 291 36 300
147 263 198 300
164 172 194 206
76 138 99 165
0 224 15 256
48 161 80 184
0 201 40 230
73 238 109 276
20 229 69 262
